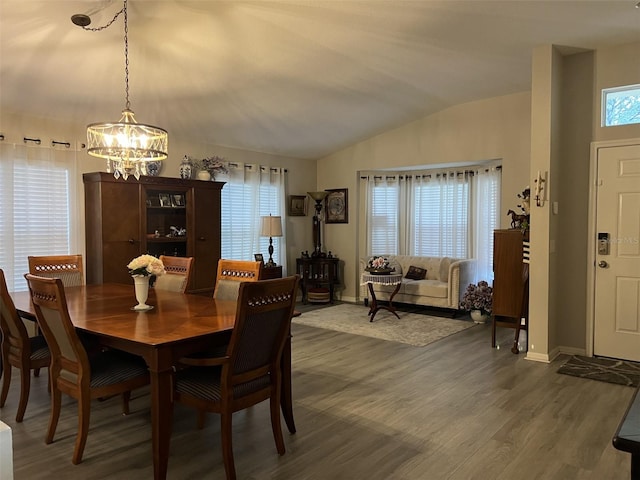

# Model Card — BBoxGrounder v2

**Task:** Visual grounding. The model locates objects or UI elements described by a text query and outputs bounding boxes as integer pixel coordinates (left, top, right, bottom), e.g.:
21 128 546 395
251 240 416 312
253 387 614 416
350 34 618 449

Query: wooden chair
154 255 194 293
24 274 150 465
172 276 299 480
0 269 51 422
28 254 84 287
213 260 262 300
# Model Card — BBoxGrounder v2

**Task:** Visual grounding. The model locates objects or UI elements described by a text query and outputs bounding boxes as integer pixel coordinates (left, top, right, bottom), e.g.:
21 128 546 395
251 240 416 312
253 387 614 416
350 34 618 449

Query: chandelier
73 0 168 180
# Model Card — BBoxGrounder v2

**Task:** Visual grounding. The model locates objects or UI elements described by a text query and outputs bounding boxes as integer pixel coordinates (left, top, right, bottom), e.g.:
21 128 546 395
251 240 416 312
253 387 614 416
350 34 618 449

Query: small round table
361 272 403 322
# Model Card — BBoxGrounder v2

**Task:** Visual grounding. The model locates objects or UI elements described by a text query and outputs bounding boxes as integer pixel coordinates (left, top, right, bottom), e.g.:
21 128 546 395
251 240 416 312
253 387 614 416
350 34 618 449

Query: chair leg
0 363 11 407
270 391 285 455
46 388 61 444
220 412 236 480
491 315 497 348
16 366 31 422
33 367 41 377
197 409 206 429
121 391 131 415
73 395 91 464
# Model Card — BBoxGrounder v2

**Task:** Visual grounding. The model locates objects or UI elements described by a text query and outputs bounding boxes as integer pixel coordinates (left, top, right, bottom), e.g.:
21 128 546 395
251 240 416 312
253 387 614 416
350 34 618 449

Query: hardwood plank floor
0 307 633 479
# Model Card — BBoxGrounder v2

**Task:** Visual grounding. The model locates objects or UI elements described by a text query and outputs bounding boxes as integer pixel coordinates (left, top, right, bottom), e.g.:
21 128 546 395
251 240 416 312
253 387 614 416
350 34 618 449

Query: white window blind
220 165 285 266
0 142 78 291
369 180 399 256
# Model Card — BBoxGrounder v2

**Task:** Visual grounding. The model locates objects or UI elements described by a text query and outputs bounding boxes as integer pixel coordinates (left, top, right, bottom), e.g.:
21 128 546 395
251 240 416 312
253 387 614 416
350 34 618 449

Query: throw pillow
405 265 427 280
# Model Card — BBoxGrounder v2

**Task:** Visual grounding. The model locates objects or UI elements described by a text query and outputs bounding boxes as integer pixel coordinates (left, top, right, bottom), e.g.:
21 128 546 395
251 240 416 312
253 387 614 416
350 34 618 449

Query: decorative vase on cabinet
196 170 211 181
179 155 193 179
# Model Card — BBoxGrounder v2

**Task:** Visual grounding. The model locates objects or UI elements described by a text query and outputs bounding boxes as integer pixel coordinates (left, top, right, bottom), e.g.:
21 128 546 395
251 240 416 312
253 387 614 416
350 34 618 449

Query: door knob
598 260 608 268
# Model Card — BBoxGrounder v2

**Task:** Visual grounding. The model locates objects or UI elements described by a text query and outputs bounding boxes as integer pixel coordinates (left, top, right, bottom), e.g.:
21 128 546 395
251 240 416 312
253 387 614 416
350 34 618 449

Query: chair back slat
224 276 298 386
213 260 262 300
0 269 29 351
28 255 84 287
155 256 194 293
24 274 88 384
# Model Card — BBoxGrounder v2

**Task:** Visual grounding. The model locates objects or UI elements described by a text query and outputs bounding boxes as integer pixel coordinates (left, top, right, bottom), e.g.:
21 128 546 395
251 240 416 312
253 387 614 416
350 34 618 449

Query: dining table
11 282 297 480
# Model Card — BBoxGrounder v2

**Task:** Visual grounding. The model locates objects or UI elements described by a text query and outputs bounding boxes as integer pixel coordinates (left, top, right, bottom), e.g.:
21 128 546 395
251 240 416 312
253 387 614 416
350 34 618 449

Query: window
603 84 640 127
219 165 286 268
0 142 78 291
361 166 500 283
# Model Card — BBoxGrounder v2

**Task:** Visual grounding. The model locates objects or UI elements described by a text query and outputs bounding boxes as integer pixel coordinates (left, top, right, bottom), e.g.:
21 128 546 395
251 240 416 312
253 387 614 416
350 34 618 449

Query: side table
361 272 403 322
260 265 283 280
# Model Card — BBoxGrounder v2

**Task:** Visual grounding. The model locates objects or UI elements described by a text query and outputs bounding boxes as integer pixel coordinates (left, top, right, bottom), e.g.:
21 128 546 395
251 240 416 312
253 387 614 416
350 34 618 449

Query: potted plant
460 280 493 323
190 155 229 181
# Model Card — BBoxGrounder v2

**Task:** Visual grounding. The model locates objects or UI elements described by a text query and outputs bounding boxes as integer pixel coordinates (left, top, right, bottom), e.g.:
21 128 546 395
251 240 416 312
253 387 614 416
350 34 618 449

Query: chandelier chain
80 5 125 32
123 0 130 110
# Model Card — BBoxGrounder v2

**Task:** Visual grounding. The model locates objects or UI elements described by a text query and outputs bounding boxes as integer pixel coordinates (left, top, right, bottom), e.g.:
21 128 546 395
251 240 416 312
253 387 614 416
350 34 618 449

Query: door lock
598 260 608 268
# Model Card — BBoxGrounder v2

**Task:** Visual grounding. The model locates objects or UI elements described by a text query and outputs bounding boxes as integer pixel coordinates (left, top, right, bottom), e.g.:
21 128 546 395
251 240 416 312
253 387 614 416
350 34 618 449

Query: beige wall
317 92 532 303
0 111 316 277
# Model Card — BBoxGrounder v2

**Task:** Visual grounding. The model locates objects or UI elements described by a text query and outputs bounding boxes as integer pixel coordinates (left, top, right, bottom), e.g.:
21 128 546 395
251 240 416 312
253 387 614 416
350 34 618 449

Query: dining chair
172 276 299 480
154 255 194 293
24 274 150 465
213 259 262 300
0 269 51 422
28 254 84 287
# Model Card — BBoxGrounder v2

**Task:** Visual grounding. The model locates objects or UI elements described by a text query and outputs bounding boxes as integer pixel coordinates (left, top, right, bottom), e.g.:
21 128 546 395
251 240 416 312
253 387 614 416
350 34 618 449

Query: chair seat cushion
89 351 148 388
175 367 271 402
29 335 50 361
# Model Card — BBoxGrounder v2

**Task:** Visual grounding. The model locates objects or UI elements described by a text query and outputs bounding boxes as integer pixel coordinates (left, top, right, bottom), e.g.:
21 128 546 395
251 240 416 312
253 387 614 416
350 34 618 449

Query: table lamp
260 215 283 267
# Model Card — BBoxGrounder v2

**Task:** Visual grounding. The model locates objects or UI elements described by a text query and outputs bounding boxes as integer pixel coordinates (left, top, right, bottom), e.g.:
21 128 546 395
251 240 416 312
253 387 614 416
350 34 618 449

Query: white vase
470 310 489 323
133 275 151 310
196 170 211 181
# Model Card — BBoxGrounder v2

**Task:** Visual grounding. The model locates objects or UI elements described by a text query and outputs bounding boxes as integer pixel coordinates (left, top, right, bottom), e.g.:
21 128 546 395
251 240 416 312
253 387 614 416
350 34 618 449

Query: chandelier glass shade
87 109 168 180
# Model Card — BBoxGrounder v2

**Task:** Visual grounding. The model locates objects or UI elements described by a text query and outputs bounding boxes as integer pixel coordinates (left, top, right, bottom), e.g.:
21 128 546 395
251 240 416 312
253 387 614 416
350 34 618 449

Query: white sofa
359 255 476 311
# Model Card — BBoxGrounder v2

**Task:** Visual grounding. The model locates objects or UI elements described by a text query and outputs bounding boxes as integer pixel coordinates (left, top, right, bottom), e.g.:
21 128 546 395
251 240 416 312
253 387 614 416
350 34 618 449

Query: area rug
557 355 640 387
292 303 476 347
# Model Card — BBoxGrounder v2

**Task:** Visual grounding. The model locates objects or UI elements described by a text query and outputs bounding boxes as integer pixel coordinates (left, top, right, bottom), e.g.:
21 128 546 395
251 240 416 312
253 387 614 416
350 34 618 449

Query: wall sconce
534 170 547 207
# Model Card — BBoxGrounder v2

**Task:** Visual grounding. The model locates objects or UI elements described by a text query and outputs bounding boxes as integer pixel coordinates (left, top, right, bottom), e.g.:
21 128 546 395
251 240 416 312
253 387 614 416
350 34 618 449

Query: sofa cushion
401 279 448 298
405 265 427 280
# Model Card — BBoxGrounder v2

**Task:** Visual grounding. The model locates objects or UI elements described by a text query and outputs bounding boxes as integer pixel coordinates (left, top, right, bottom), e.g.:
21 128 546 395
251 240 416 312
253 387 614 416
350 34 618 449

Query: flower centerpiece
127 254 165 311
127 254 166 277
191 155 228 180
365 256 393 274
460 280 493 323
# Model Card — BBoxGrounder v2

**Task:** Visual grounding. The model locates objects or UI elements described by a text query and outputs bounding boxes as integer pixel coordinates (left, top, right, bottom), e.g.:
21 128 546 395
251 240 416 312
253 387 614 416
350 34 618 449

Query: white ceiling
1 1 639 160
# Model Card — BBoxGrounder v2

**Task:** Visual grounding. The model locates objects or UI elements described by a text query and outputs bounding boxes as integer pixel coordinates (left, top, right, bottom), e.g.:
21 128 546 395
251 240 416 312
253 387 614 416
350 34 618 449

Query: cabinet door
191 187 221 293
492 230 525 318
100 181 142 284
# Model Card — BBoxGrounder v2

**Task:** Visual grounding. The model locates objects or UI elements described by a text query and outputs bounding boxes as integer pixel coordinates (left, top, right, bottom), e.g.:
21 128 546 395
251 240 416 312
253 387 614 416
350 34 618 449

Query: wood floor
0 306 633 479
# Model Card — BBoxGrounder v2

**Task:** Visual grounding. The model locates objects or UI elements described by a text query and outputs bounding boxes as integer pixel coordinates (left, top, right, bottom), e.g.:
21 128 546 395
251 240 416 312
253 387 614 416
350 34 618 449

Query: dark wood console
296 257 339 304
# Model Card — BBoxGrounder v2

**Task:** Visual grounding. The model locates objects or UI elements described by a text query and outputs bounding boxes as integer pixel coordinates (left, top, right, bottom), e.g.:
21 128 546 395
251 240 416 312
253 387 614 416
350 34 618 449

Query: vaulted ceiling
1 1 639 159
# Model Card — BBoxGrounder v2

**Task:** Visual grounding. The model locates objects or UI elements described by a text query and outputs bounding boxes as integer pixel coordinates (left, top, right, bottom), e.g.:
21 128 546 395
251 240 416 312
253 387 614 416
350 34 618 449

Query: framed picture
288 195 307 216
171 194 185 207
158 193 172 207
325 188 348 224
254 253 264 263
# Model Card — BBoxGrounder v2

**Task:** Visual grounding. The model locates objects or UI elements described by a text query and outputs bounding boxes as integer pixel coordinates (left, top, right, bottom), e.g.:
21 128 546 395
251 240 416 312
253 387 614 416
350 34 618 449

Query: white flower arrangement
366 256 392 271
127 254 166 277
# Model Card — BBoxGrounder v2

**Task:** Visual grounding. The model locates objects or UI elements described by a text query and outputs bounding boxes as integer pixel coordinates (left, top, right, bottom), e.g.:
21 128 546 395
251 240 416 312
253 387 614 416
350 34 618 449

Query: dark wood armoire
83 172 223 295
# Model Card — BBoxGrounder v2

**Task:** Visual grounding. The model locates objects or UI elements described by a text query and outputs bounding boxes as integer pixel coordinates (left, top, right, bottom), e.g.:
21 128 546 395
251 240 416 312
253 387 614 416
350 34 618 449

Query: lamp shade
307 191 328 202
260 216 283 237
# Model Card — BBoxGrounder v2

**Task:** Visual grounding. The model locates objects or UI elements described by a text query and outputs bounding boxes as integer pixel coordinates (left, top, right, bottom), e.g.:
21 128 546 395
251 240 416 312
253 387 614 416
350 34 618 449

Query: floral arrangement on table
460 280 493 314
190 155 229 177
127 254 166 277
365 256 393 273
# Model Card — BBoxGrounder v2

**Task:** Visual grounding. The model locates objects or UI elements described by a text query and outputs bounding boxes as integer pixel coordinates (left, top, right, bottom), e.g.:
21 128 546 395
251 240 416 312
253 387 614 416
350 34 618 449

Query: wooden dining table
11 283 297 480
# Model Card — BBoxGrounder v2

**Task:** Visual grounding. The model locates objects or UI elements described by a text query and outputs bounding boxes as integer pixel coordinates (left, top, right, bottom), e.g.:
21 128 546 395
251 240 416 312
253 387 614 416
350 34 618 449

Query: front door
593 143 640 362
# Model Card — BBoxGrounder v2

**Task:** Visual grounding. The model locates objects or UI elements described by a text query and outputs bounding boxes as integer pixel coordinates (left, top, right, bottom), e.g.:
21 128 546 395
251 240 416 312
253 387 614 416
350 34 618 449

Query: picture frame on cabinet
159 193 172 207
171 194 185 207
325 188 348 224
254 253 264 263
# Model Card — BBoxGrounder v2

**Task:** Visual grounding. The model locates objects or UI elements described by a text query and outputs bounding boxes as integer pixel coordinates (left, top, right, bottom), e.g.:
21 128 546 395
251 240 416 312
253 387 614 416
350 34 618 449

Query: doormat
557 355 640 388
